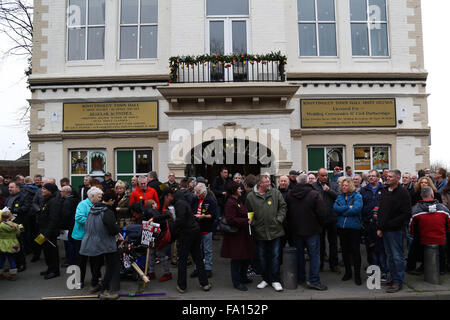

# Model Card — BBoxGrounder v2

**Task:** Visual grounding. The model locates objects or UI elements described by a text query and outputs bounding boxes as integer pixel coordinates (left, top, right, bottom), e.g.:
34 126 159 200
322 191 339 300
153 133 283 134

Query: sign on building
301 99 396 128
63 101 158 131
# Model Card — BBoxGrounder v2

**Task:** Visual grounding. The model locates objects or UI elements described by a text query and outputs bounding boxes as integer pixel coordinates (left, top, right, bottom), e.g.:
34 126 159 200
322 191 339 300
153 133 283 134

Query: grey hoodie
79 203 119 256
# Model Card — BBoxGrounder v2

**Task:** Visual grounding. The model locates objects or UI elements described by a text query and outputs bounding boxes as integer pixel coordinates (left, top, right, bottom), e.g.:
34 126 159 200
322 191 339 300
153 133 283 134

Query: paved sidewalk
1 235 449 300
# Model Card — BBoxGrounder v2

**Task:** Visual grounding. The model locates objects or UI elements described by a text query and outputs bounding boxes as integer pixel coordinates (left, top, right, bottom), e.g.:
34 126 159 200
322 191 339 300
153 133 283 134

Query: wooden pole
42 295 98 300
144 247 150 275
131 262 149 283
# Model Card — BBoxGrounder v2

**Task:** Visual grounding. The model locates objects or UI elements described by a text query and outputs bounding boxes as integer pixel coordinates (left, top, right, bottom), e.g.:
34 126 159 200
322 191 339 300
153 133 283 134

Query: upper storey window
297 0 337 56
67 0 105 61
350 0 389 56
206 0 249 81
120 0 158 59
206 0 249 15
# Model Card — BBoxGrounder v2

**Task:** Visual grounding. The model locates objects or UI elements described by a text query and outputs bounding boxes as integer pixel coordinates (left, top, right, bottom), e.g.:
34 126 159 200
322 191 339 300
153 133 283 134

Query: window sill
66 60 105 67
118 59 159 65
352 57 391 62
297 57 339 63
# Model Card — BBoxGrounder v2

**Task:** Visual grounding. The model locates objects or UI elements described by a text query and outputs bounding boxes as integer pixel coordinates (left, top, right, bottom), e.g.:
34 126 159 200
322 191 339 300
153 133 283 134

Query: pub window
70 150 107 188
297 0 337 56
350 0 389 56
116 149 153 185
307 146 344 172
67 0 105 61
120 0 158 59
353 146 390 171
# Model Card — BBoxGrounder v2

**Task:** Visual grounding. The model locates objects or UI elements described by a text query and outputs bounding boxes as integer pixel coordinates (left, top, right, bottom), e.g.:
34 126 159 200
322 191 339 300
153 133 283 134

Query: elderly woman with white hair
71 186 104 291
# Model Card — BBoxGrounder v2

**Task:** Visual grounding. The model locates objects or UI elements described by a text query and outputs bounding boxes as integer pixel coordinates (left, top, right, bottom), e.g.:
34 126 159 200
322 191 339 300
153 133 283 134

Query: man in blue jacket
360 170 383 265
190 183 217 278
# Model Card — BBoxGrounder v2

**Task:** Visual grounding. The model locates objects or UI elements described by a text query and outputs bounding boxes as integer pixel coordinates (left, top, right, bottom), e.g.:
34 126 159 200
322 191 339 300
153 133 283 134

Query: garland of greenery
169 51 287 82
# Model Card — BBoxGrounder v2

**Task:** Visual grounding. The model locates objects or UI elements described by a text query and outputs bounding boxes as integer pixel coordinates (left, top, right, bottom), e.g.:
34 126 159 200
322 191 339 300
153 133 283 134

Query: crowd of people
0 166 449 298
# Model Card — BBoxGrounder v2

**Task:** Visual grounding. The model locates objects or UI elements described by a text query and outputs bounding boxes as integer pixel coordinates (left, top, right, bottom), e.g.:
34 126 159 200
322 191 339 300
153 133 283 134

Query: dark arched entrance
184 138 273 186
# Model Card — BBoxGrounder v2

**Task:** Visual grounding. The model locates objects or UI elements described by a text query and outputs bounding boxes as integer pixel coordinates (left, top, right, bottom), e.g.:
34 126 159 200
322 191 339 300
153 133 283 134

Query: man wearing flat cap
288 170 299 190
101 172 116 192
38 183 62 279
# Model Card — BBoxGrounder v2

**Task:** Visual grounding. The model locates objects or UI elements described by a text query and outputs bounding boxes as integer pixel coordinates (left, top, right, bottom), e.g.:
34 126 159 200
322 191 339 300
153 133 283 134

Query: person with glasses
165 172 179 190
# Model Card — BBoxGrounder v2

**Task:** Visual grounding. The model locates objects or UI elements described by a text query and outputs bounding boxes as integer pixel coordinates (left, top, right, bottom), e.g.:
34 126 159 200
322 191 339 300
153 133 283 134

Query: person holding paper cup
37 183 62 279
221 181 254 291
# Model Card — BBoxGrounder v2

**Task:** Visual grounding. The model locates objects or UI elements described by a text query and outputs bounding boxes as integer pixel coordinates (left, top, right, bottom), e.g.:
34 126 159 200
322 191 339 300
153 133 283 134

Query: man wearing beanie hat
38 183 62 279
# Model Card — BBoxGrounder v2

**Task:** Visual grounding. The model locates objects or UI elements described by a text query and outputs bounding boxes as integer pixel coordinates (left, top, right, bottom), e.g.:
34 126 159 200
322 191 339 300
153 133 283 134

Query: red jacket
129 186 160 209
410 200 450 245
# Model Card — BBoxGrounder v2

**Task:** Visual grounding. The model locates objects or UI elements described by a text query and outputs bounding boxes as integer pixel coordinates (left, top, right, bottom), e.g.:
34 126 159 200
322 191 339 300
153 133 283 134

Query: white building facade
29 0 430 186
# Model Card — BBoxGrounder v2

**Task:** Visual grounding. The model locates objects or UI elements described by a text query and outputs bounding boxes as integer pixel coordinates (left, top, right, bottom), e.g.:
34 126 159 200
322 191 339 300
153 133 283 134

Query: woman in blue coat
334 177 363 285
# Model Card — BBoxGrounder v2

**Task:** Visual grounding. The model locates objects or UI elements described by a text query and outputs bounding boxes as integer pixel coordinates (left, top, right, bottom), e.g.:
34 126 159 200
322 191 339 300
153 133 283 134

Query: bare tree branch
0 0 33 57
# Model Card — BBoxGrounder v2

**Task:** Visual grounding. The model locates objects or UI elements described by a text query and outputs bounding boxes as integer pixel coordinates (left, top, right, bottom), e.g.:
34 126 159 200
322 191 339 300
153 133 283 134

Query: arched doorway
184 138 274 185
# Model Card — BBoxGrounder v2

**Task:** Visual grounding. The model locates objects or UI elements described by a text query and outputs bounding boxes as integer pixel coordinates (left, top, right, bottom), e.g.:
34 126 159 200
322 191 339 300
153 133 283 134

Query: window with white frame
307 146 344 172
70 149 107 187
116 149 153 185
297 0 337 56
353 146 390 171
207 0 249 81
120 0 158 59
67 0 105 61
350 0 389 56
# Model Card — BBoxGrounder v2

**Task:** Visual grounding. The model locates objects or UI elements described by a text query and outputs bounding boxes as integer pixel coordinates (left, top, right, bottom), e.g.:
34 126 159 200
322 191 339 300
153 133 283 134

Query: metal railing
170 59 285 83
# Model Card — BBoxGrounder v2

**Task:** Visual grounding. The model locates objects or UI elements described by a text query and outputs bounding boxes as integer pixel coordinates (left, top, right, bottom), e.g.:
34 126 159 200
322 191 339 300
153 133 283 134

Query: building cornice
165 109 295 117
286 72 428 82
157 83 300 99
28 74 170 87
291 128 430 138
28 131 169 142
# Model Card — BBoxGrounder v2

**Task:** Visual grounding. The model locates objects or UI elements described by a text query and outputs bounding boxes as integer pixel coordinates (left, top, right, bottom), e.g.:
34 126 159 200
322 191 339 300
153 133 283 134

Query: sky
0 1 448 168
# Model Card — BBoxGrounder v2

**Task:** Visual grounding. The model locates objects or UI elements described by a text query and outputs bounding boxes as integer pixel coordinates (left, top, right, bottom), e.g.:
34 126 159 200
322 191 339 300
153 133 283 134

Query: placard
301 99 396 128
63 101 158 131
141 221 161 246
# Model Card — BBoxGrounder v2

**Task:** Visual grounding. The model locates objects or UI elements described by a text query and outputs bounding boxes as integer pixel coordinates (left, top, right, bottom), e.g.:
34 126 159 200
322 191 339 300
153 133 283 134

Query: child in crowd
0 210 22 281
366 206 388 282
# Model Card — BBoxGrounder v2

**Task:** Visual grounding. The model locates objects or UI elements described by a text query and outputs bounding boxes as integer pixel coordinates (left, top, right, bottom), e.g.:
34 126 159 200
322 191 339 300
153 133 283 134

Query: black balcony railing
169 52 286 83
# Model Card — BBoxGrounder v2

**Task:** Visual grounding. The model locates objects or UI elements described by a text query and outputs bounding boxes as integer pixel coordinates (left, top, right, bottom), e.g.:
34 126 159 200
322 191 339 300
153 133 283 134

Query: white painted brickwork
33 0 424 78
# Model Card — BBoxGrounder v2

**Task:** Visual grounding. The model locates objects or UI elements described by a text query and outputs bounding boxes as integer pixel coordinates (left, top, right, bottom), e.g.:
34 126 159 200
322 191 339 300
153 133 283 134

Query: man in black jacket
29 178 48 262
78 175 92 201
211 167 229 235
377 169 411 293
6 182 33 271
21 177 39 257
60 186 79 267
101 172 116 192
312 168 341 273
165 172 179 190
170 190 211 293
38 183 62 279
148 171 163 199
287 174 327 290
